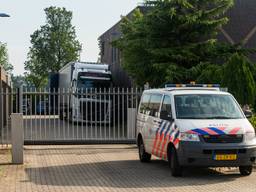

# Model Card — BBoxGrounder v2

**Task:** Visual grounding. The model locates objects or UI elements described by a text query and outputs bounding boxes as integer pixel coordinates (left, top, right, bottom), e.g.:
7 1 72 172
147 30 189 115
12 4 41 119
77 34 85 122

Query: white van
136 84 256 176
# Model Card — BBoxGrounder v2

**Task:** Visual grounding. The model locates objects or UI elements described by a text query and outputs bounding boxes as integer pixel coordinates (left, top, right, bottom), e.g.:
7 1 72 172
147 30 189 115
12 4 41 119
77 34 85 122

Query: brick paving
0 145 256 192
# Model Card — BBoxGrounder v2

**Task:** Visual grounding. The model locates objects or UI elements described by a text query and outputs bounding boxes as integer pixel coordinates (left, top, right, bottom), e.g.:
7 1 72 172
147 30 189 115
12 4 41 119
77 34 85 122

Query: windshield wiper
207 116 233 119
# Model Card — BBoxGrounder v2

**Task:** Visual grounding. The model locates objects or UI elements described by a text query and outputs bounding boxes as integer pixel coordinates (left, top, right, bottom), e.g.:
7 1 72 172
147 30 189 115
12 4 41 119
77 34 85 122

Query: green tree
25 6 82 88
114 0 234 87
222 53 256 106
0 42 13 72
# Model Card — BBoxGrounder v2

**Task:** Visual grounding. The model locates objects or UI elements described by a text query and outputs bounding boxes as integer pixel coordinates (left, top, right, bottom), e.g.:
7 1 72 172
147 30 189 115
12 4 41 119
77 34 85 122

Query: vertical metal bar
53 88 56 141
76 89 79 141
39 88 42 141
72 88 74 140
48 88 51 140
90 88 93 139
58 88 60 140
117 87 120 140
1 88 3 145
25 88 28 141
67 88 70 139
62 88 65 140
81 88 83 140
85 88 88 140
126 87 129 139
94 88 97 140
5 88 8 145
122 88 125 139
75 92 77 140
16 88 18 113
99 88 102 140
113 87 116 140
19 86 23 114
34 88 37 141
104 88 106 140
30 88 32 141
44 88 47 141
108 88 111 140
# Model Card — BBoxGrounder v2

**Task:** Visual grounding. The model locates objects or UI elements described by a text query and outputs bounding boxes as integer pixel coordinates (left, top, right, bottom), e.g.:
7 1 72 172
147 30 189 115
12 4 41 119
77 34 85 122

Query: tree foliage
0 42 13 73
222 53 256 106
114 0 235 87
25 6 82 88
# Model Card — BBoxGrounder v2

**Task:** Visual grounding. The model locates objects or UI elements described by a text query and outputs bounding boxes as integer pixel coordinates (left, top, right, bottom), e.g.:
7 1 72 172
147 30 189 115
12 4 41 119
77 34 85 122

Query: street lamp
0 13 10 17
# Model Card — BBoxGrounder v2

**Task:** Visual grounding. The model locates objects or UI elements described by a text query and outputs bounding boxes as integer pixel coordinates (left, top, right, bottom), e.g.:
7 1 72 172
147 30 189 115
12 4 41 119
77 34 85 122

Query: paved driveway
0 145 256 192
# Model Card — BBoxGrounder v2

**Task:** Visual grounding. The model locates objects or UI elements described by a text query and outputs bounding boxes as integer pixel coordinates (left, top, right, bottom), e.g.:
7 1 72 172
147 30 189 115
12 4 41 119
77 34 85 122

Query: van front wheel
138 139 151 162
239 165 252 176
168 147 183 177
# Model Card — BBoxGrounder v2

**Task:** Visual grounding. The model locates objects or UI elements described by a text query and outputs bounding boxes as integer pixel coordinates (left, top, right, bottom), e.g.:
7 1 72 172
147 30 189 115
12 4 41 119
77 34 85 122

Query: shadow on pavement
25 159 242 188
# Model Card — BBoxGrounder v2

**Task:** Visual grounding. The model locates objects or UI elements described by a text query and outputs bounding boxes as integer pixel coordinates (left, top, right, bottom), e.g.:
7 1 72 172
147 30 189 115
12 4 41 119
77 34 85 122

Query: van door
147 94 163 154
156 95 174 158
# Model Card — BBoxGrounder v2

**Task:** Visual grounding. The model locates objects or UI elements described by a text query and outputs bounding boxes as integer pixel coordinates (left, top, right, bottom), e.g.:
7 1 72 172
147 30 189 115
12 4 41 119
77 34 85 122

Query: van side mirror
160 111 173 121
244 111 253 119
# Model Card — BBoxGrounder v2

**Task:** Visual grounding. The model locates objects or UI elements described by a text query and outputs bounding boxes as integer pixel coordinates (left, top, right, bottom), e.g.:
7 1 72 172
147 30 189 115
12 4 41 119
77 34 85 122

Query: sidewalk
0 145 256 192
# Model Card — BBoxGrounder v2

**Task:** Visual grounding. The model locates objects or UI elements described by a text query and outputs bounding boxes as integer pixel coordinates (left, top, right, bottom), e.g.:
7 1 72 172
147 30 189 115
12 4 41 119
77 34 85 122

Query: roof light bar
165 84 220 88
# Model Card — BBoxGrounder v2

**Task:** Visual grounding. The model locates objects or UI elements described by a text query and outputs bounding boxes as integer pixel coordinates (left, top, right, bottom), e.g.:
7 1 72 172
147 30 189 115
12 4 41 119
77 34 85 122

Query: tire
138 138 151 162
168 147 183 177
239 165 253 176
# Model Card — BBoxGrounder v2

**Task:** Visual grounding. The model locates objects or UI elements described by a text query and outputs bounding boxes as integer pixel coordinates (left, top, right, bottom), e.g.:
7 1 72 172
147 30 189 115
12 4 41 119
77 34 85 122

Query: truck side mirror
160 111 173 121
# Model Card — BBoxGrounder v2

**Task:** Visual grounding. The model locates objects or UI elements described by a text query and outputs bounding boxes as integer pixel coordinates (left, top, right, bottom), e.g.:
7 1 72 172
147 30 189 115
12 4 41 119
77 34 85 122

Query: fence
0 88 143 145
0 88 13 147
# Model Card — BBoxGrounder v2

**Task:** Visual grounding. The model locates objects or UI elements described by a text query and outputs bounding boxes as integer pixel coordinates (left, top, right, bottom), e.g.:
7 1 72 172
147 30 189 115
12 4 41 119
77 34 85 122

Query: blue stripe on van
192 129 210 135
159 121 167 135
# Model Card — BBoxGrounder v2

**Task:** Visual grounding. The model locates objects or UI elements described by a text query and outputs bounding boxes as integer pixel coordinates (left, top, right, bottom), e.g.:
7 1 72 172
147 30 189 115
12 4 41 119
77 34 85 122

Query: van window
160 96 172 120
148 94 162 117
139 94 151 114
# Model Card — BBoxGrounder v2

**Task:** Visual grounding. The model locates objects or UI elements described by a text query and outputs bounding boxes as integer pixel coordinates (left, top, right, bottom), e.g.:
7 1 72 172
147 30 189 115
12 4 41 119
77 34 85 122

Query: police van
136 84 256 176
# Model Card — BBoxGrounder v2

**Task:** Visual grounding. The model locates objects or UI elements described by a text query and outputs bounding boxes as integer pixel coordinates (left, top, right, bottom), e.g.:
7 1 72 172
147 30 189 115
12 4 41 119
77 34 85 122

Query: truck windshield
174 94 244 119
77 77 111 89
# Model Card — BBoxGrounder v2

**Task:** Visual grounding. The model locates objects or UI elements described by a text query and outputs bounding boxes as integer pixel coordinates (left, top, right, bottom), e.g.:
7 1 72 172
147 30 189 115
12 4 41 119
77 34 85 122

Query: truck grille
201 134 243 143
80 101 110 122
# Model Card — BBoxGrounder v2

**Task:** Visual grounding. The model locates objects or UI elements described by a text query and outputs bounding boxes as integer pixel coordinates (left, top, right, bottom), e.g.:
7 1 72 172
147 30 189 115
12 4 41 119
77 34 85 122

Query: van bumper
178 140 256 167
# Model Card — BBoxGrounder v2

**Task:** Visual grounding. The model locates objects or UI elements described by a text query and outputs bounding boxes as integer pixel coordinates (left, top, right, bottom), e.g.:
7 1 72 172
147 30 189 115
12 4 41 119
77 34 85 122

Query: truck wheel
239 165 252 176
168 147 183 177
138 139 151 162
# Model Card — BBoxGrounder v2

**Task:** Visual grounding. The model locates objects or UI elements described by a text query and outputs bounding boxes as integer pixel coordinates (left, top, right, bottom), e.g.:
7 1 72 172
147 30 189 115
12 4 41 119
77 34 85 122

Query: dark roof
100 0 256 51
219 0 256 46
99 6 147 39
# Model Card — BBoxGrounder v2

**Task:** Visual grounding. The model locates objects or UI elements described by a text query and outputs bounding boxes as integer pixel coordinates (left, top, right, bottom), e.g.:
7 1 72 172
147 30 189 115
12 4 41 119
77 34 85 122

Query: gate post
11 113 23 164
127 108 137 139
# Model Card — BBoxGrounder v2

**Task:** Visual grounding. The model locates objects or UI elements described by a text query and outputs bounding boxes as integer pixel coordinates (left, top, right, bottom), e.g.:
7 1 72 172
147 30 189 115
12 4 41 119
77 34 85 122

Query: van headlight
180 132 200 142
244 132 256 141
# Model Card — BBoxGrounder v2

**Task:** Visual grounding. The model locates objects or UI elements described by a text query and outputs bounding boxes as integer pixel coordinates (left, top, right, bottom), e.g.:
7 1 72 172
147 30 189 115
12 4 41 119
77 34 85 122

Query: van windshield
174 94 244 119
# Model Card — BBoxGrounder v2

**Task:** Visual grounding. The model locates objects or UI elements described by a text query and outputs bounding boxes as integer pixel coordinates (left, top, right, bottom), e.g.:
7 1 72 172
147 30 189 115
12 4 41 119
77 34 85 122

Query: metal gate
3 87 142 144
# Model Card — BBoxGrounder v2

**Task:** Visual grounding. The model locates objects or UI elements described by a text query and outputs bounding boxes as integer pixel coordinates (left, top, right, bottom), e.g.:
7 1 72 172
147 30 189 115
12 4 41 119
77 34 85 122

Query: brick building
99 0 256 87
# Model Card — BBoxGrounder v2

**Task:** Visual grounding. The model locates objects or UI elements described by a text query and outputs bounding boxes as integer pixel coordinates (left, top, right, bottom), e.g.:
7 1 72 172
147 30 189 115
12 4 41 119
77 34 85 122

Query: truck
49 62 112 123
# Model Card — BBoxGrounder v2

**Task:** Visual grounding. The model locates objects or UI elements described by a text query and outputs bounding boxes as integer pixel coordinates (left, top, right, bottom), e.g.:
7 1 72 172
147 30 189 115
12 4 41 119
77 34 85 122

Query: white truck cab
136 84 256 176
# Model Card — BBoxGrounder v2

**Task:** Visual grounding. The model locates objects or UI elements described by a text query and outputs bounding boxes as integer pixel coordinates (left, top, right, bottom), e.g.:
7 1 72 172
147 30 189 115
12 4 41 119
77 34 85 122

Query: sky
0 0 142 75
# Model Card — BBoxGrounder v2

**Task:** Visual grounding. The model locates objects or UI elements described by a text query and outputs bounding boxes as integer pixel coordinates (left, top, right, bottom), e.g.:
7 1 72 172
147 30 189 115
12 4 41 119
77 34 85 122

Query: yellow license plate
214 154 237 161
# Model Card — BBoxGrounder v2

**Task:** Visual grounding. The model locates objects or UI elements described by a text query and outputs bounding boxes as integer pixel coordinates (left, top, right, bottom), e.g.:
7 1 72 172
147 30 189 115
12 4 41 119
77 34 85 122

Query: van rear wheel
168 147 183 177
239 165 252 176
138 139 151 162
